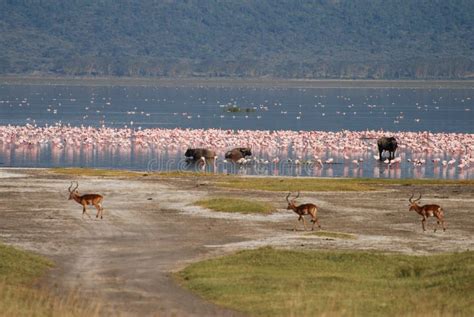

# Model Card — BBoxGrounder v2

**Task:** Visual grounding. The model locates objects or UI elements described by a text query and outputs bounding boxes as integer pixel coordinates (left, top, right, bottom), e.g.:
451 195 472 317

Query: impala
68 181 104 219
408 193 445 232
286 192 321 231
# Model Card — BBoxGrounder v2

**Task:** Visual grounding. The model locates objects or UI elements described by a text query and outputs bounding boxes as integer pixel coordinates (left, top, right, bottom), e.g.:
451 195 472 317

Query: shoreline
1 75 474 89
2 168 473 184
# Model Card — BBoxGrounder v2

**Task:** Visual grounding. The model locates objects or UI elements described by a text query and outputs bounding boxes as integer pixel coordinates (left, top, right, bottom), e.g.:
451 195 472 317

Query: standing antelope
68 181 104 219
408 193 445 232
286 192 321 231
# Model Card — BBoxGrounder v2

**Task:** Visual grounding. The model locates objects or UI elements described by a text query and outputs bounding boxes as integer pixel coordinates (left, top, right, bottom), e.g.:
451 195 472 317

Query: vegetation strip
0 242 98 316
194 198 275 214
50 167 146 178
214 177 474 192
176 248 474 317
50 168 474 191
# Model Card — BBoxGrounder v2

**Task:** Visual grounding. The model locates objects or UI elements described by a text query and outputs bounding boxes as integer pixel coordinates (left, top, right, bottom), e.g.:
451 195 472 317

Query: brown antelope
68 181 104 219
408 193 445 232
286 192 321 231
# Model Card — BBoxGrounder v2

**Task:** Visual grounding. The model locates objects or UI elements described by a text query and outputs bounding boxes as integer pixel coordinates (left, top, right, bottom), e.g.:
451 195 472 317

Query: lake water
0 83 473 179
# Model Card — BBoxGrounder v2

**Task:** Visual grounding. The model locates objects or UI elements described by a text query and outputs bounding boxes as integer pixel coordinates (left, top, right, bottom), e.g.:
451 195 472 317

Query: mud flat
0 168 473 316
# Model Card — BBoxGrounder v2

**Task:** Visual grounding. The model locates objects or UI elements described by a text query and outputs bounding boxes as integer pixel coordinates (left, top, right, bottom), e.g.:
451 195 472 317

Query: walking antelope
408 193 445 232
286 192 321 231
68 181 104 219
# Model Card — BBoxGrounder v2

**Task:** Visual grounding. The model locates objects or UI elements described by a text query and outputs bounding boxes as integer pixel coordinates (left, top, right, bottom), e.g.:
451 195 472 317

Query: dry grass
0 242 101 316
215 177 474 192
215 177 377 192
49 168 474 192
49 167 145 178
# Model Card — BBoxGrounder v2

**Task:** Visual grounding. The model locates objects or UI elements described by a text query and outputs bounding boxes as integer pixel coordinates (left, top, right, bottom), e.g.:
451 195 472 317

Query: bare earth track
0 169 473 316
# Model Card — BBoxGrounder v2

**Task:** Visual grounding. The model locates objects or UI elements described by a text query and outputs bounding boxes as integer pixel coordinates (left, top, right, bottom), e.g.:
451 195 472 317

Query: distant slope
1 0 473 79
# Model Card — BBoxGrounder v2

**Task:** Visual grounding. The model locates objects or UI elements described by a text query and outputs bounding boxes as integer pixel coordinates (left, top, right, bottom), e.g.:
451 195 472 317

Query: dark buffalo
225 147 252 162
184 148 216 162
377 137 398 161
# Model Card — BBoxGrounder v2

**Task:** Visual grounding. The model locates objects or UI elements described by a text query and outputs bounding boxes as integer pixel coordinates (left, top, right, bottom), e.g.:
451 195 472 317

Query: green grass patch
176 248 474 317
195 198 275 214
50 167 145 177
0 243 53 285
0 242 99 316
306 231 357 240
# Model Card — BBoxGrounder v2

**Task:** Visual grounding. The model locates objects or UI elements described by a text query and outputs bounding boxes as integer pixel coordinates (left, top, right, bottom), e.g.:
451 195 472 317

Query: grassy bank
49 168 474 192
176 248 474 317
195 198 275 214
50 167 146 178
0 242 98 316
214 177 474 192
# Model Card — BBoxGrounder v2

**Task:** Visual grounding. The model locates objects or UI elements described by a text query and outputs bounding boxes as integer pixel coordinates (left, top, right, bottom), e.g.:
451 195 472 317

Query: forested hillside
1 0 473 79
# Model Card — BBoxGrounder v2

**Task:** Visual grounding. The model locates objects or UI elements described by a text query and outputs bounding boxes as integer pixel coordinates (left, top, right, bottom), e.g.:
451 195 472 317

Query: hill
0 0 473 79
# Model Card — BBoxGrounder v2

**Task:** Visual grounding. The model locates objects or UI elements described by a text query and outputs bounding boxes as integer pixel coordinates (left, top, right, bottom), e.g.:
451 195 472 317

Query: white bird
198 157 206 170
390 157 402 165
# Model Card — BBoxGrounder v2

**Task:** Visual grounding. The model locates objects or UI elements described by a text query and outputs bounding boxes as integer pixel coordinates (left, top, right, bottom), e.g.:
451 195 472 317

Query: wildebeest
377 137 398 161
225 147 252 162
184 148 216 162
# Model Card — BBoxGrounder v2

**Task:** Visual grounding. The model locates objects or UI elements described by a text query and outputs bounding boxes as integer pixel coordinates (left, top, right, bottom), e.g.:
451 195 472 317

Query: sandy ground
0 168 473 316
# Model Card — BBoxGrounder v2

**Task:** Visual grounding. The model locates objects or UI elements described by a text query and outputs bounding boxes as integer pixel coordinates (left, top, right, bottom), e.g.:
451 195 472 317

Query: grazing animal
68 181 104 219
377 136 398 161
408 193 446 232
225 147 252 162
184 148 216 162
286 192 320 231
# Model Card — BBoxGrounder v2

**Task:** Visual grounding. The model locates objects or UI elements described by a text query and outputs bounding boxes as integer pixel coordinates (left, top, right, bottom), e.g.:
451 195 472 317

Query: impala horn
286 192 292 203
68 181 79 193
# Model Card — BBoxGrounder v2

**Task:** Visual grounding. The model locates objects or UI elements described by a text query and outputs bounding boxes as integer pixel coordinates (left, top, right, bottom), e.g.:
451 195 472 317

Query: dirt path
0 169 473 316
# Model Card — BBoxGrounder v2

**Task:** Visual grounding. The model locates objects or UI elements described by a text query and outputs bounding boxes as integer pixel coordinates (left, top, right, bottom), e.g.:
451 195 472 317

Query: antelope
68 181 104 219
408 193 445 232
286 192 321 231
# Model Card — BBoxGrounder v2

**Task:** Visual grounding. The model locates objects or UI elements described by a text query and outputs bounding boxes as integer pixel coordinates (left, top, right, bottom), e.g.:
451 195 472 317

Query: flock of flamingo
0 124 473 177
